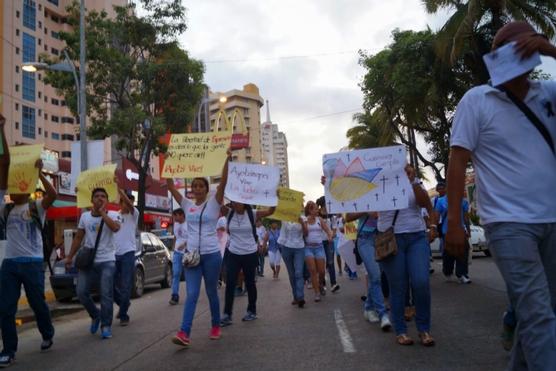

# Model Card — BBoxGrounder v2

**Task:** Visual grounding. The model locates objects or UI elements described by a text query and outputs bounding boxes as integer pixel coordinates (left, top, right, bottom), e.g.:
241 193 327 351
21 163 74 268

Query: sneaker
40 338 53 352
314 294 321 302
307 282 313 290
331 284 340 293
101 326 112 339
380 316 392 332
242 311 257 322
501 323 515 351
209 326 221 340
169 294 179 305
0 354 15 368
297 299 305 308
365 310 380 323
458 275 472 284
90 318 101 334
172 330 190 346
220 315 233 327
119 318 130 327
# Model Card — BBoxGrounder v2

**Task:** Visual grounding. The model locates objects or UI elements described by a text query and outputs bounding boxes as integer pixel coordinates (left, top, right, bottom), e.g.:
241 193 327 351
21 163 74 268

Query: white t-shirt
256 225 267 246
216 216 228 255
174 221 188 253
0 190 46 259
451 81 556 224
180 196 221 255
227 210 259 255
306 218 325 245
277 222 305 249
78 211 122 263
378 185 426 234
114 207 139 256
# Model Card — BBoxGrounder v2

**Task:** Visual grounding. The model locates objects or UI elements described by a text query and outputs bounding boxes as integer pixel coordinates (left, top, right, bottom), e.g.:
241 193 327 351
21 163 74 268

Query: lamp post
79 0 87 171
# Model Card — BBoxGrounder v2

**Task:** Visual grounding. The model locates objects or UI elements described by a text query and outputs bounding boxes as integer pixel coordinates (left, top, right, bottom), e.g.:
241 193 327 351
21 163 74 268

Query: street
11 256 508 371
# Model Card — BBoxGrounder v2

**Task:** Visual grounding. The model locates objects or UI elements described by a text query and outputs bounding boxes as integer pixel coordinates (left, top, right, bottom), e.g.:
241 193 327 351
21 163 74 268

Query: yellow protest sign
8 144 43 194
272 187 305 222
161 131 232 178
76 164 117 208
344 221 358 240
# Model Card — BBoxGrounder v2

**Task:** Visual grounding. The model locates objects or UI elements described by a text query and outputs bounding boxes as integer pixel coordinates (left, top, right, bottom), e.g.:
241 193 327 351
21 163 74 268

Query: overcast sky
170 0 556 202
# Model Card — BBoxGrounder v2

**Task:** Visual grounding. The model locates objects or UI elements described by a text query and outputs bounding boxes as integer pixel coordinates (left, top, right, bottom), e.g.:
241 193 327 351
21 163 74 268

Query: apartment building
260 102 290 188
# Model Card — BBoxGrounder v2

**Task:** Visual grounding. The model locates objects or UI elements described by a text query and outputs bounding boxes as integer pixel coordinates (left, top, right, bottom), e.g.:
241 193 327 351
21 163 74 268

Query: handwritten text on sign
76 164 117 208
161 131 232 178
323 145 410 213
8 144 43 194
272 187 305 222
225 163 280 207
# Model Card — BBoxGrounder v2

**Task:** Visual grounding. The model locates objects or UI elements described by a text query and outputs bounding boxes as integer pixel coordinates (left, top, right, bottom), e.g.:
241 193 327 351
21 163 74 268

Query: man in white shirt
113 190 139 326
65 188 121 340
446 22 556 370
169 208 187 305
0 117 58 367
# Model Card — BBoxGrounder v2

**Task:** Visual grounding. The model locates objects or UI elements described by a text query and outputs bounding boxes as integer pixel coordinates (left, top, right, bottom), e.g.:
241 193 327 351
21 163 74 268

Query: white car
430 224 489 257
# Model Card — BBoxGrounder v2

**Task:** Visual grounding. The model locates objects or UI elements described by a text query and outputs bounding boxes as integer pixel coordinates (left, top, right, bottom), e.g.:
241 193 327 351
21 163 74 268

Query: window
61 134 74 141
38 38 41 45
16 10 20 18
22 106 36 139
38 109 41 116
44 113 48 120
15 66 19 73
38 21 42 29
15 122 19 130
44 27 47 35
61 151 71 158
61 100 66 106
51 133 60 140
22 72 36 101
15 103 19 111
15 47 19 55
51 115 59 123
44 131 48 138
38 92 41 98
47 0 59 6
15 84 19 92
38 73 41 81
50 47 59 56
61 117 74 124
51 31 60 39
38 4 41 11
51 98 59 105
38 128 42 135
16 29 20 37
44 96 47 102
22 33 35 63
51 15 59 23
23 0 36 31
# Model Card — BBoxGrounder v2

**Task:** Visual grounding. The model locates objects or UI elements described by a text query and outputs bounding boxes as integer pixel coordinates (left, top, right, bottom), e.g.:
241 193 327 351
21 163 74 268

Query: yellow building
0 0 125 157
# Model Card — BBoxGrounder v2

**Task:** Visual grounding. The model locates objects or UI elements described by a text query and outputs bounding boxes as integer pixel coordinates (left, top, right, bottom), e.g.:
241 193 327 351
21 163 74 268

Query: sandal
396 334 414 346
418 332 435 347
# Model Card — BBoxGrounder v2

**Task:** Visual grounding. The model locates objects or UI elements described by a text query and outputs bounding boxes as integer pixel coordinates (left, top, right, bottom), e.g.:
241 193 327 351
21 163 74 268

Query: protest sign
344 221 358 240
272 187 304 222
337 234 358 273
323 145 410 213
225 163 280 207
161 131 232 178
8 144 43 194
76 164 117 208
483 41 541 87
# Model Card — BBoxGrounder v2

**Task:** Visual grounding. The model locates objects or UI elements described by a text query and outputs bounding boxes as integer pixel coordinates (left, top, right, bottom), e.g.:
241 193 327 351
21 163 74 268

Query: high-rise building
260 101 289 188
0 0 126 157
209 83 264 164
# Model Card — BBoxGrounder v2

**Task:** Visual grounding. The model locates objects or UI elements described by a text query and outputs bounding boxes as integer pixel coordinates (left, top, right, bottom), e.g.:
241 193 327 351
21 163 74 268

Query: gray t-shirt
78 211 121 263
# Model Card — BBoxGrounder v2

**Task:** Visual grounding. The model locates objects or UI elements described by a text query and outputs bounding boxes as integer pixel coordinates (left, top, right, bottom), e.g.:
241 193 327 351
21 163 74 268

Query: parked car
430 224 489 257
50 232 173 302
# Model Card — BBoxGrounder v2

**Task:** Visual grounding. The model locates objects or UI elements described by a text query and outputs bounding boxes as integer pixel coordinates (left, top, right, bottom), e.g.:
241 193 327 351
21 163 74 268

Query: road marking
334 309 356 353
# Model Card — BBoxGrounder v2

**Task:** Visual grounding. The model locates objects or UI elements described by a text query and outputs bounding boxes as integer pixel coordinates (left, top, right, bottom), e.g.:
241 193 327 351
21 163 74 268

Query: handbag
183 202 208 268
374 210 399 262
75 218 105 270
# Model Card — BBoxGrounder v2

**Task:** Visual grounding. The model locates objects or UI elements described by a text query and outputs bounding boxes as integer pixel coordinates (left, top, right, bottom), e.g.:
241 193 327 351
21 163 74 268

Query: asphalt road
10 255 510 371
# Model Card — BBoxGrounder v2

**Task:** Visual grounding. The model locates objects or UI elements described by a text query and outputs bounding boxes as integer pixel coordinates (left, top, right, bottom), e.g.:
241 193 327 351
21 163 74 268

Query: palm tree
423 0 556 67
346 111 397 149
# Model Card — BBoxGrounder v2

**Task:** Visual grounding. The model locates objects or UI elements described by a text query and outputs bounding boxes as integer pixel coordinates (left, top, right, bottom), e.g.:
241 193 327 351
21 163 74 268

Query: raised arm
166 178 184 205
100 209 120 233
0 115 9 190
37 160 57 209
118 188 135 215
215 148 232 205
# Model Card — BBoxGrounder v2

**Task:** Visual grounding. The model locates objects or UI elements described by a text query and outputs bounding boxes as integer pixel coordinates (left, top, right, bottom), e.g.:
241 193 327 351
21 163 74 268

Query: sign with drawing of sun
322 145 410 213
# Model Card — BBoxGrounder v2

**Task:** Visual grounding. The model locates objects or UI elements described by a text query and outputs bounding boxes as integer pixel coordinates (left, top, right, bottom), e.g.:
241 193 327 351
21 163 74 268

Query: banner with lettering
225 163 280 207
272 187 304 222
161 131 232 178
8 144 43 194
76 164 117 208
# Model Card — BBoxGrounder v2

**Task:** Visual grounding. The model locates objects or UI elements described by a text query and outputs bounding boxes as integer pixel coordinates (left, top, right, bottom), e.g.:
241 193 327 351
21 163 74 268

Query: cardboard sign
272 187 305 222
323 145 410 213
224 163 280 207
161 131 232 178
76 164 117 208
483 41 541 87
8 144 43 194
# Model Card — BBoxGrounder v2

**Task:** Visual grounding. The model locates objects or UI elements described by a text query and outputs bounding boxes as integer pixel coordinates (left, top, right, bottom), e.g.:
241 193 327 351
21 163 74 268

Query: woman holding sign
220 203 275 326
166 150 231 347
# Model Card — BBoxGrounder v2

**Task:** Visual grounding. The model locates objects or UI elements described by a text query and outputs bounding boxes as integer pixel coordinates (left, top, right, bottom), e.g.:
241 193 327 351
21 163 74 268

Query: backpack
3 201 54 274
227 206 259 244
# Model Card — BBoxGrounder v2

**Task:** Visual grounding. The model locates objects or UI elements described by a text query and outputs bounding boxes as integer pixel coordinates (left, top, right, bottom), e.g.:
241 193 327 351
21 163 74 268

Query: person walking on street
166 149 231 347
65 188 122 340
0 117 58 367
113 189 139 326
255 219 267 277
220 203 275 326
264 221 282 279
169 208 187 305
446 21 556 370
280 217 308 308
317 197 340 293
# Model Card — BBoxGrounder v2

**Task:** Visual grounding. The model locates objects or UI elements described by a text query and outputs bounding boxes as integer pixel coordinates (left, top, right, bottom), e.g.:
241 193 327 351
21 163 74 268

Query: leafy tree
44 0 205 228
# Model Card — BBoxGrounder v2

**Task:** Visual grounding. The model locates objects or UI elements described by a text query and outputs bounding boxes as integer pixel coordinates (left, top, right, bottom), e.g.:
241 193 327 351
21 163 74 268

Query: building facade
260 101 289 188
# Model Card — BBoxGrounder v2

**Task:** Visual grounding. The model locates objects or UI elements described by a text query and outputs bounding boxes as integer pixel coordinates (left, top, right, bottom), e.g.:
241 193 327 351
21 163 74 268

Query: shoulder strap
226 209 235 231
92 218 105 256
392 210 400 227
356 215 370 239
502 88 555 155
28 200 43 228
246 207 258 243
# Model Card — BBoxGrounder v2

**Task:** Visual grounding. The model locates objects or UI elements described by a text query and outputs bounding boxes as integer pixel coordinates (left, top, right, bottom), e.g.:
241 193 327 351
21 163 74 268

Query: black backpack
3 201 54 274
227 206 259 244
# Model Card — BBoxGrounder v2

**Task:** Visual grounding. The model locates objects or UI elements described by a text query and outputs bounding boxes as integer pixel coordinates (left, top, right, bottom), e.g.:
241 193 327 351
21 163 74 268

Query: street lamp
22 49 87 171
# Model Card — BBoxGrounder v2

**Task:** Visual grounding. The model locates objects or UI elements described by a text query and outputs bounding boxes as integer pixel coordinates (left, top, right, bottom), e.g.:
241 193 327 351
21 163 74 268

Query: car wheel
161 264 172 288
132 268 145 298
484 249 492 257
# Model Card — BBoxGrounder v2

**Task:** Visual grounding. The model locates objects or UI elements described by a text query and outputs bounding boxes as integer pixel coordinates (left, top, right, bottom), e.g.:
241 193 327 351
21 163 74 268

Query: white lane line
334 309 356 353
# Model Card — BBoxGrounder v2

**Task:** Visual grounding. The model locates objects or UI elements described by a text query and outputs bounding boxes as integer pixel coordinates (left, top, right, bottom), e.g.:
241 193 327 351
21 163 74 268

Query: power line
279 108 361 124
203 50 358 64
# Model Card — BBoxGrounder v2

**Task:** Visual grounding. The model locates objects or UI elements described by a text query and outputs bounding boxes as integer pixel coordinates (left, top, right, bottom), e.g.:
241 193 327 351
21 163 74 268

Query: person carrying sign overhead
0 115 58 368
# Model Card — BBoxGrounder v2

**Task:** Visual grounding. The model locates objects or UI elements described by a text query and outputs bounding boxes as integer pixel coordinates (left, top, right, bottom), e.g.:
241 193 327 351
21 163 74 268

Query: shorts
304 245 326 260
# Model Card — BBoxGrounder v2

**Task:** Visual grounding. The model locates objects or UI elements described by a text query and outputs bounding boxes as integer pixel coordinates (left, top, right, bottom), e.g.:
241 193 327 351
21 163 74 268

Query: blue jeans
172 251 184 297
357 234 387 318
114 251 136 321
380 232 431 335
181 251 222 335
77 261 116 327
323 240 337 286
484 222 556 371
0 259 54 356
282 246 305 301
